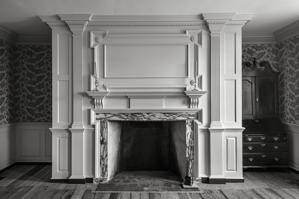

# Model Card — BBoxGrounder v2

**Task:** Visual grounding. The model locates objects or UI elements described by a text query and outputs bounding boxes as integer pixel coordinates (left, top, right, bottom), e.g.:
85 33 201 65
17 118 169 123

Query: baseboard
201 177 244 184
51 178 93 184
0 162 16 174
15 162 51 165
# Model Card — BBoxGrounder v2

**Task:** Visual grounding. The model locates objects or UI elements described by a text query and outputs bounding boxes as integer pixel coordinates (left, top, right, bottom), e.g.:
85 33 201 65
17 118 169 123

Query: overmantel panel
89 29 205 91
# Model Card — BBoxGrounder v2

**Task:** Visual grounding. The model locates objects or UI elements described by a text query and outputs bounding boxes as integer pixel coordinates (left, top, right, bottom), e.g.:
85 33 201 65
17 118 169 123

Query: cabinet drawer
243 143 288 153
243 134 287 143
243 153 288 166
243 135 267 142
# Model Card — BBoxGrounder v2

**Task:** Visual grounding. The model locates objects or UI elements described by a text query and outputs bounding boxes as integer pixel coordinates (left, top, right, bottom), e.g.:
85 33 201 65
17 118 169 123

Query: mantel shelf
86 90 207 98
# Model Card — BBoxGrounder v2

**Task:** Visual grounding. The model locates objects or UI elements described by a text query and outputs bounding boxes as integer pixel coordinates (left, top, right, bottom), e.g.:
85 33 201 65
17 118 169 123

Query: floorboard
0 165 299 198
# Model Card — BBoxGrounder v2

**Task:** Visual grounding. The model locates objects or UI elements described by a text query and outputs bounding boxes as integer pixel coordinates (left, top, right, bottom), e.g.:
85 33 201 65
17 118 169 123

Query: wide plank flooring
1 165 299 198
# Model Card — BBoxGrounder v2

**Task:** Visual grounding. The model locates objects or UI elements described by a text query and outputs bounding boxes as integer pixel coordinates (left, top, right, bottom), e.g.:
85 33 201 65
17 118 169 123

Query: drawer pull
260 136 266 141
247 137 253 141
248 146 253 151
261 154 267 158
273 137 279 141
274 157 279 162
249 158 254 162
274 146 279 150
261 144 266 147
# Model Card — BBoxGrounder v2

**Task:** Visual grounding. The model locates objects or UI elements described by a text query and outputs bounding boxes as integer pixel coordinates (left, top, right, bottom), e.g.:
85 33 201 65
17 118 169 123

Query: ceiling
1 0 299 40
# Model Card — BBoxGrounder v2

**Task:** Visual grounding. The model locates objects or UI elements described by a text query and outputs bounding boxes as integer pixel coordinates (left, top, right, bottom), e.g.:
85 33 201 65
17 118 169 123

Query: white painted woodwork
41 14 252 181
0 124 15 170
51 128 70 179
15 123 51 162
285 124 299 172
204 13 251 181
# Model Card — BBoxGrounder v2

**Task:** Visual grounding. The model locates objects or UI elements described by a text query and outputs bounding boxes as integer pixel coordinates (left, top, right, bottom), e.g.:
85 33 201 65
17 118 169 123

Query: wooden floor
1 165 299 198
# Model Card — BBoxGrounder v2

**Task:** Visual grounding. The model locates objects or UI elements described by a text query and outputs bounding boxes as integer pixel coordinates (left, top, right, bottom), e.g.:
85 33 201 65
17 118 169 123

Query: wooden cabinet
242 64 278 120
242 61 288 168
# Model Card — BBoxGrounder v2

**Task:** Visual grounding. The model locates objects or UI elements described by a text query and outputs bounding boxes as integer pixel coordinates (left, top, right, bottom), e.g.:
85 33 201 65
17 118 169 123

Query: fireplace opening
107 121 187 184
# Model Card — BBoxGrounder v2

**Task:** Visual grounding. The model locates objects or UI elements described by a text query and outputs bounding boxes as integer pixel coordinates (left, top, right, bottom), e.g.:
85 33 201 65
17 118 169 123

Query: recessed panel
57 80 69 124
224 32 236 75
224 80 236 122
58 137 68 171
105 45 188 78
226 137 237 171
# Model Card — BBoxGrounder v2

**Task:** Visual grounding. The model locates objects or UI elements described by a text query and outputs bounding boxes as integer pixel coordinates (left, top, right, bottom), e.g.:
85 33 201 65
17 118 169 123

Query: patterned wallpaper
0 41 51 124
0 39 12 124
242 38 299 125
10 44 52 122
277 36 299 124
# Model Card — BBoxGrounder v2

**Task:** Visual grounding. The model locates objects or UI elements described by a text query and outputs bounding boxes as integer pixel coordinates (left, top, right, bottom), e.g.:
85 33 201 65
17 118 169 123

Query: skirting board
201 177 244 184
51 178 94 184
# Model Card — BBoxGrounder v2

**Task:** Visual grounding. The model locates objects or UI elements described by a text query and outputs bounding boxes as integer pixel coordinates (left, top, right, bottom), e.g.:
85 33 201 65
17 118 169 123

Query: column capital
59 14 93 34
40 15 66 28
202 13 254 33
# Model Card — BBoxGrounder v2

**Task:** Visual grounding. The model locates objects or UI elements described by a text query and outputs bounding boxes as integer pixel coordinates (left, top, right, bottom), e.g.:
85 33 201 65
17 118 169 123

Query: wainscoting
285 123 299 172
0 124 15 170
0 122 51 170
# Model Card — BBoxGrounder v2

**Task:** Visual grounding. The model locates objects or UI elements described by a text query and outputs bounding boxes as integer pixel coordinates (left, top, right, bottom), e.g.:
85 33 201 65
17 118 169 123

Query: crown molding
202 13 254 25
40 15 65 27
274 20 299 42
89 15 205 26
242 34 276 44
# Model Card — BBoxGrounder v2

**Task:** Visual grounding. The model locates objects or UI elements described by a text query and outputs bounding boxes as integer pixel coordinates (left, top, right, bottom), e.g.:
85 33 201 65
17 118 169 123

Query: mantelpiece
41 13 253 185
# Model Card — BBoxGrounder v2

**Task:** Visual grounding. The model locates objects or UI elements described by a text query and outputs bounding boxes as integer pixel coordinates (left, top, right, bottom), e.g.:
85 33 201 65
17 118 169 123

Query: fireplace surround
41 13 253 185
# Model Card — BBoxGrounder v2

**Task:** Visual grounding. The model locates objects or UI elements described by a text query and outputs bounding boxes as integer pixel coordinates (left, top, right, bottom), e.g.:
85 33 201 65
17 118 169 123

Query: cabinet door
256 77 277 118
242 77 256 119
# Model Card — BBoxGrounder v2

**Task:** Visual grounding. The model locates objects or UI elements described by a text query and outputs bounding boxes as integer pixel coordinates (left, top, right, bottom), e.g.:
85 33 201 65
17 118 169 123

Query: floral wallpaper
277 36 299 124
0 40 51 124
242 37 299 125
0 39 12 124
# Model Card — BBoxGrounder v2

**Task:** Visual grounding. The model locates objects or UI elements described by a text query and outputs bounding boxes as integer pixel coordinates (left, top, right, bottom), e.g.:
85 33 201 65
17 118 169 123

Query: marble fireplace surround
92 109 201 186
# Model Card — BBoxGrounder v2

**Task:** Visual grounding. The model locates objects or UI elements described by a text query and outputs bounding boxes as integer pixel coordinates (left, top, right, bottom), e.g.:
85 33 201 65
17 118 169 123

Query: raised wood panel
129 98 164 109
57 80 69 125
105 44 188 78
224 79 236 122
58 33 71 75
58 137 68 171
15 123 51 162
0 124 15 170
224 32 236 75
256 77 277 117
242 77 255 119
18 129 41 158
226 137 237 171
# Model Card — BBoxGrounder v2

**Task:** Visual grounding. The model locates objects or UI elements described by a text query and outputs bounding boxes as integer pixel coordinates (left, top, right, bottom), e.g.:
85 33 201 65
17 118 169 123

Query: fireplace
104 121 184 180
92 111 200 186
42 13 252 185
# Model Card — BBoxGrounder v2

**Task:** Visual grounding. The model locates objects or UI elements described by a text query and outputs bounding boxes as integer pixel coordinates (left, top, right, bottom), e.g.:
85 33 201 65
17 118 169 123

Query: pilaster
203 13 253 182
59 14 92 181
59 14 92 129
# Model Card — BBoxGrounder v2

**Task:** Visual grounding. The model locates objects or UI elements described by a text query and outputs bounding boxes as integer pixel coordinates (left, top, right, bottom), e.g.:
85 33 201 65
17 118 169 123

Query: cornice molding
274 20 299 42
59 14 92 34
89 15 205 27
242 34 276 44
39 15 65 27
203 13 254 25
